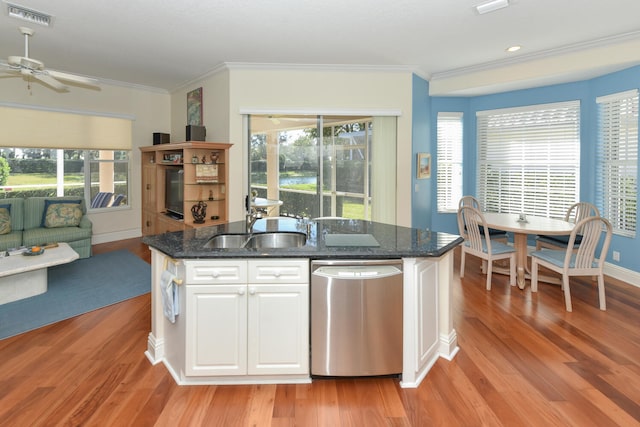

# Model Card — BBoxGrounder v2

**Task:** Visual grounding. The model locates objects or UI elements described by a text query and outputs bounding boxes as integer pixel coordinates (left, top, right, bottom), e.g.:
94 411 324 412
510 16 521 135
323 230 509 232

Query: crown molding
432 30 640 80
96 77 169 94
224 62 421 74
0 60 170 94
171 63 230 93
170 62 429 93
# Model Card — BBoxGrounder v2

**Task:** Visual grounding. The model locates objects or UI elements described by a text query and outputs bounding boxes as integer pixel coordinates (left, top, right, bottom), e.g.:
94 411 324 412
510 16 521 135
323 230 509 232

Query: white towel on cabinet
160 270 179 323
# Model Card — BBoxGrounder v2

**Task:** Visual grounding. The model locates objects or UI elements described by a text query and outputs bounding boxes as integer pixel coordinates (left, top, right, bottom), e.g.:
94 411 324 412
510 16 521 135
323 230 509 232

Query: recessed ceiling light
506 45 521 53
475 0 510 15
5 2 53 27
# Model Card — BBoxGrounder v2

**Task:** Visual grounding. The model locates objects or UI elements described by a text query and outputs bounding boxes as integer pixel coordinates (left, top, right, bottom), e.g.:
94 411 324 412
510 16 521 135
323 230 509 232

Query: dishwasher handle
312 265 402 280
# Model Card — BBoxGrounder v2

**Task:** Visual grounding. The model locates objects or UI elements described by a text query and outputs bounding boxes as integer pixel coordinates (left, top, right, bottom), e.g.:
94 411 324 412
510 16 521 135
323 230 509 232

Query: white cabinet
246 259 309 375
184 259 309 378
185 284 247 376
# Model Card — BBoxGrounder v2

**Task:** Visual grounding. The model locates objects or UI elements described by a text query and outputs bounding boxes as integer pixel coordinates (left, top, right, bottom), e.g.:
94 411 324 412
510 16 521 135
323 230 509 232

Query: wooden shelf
140 142 232 235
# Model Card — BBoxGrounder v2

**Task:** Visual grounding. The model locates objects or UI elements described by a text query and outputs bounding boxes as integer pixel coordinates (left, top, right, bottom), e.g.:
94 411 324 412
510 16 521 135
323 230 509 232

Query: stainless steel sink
204 233 249 249
245 232 307 249
204 232 306 249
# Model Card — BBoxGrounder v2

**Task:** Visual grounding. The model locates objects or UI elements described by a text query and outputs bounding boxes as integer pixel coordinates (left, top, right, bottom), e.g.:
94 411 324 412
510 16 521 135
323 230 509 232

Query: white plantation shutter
437 112 463 212
476 101 580 218
596 89 638 237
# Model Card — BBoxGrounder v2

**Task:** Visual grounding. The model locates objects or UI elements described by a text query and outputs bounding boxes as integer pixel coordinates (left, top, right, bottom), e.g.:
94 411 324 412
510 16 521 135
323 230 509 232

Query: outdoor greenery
7 173 84 186
1 148 130 202
249 117 374 219
0 157 9 186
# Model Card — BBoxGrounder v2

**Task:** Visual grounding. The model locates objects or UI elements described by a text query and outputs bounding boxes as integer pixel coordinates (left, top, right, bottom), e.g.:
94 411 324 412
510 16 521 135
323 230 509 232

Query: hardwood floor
1 238 639 426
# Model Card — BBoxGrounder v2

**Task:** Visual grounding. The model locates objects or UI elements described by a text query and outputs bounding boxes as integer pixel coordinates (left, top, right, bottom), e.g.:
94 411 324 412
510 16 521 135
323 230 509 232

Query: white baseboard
527 245 639 289
91 228 142 245
605 262 640 288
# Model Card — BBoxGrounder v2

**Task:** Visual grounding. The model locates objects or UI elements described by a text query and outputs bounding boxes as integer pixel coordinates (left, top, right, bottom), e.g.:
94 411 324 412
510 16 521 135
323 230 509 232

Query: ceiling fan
0 26 99 92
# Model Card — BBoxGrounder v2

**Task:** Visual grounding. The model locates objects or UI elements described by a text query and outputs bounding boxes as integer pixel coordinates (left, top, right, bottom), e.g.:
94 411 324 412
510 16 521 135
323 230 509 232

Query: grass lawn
6 173 84 187
278 183 371 219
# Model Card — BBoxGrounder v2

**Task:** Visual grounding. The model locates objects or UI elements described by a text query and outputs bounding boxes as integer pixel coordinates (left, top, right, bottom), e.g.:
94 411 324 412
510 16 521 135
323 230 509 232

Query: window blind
437 112 463 213
476 101 580 218
0 105 132 150
596 89 638 237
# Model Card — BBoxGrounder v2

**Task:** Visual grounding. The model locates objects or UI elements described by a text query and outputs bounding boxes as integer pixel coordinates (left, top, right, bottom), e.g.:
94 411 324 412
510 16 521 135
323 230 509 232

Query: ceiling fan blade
0 62 18 72
47 70 99 87
31 71 69 92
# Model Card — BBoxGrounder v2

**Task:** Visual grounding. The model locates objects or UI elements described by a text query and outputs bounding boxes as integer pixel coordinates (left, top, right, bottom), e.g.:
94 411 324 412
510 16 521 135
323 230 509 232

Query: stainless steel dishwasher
310 259 403 377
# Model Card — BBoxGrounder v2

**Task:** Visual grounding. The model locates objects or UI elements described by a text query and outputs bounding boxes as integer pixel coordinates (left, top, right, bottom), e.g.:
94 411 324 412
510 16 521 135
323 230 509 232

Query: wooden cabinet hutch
140 142 232 235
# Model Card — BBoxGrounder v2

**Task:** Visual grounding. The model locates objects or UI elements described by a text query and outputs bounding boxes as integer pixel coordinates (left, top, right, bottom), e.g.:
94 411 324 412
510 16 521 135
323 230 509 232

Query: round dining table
482 213 574 289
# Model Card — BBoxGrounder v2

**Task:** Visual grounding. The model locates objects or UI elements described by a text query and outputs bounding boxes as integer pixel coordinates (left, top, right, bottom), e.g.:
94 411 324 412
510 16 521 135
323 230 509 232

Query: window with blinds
437 112 463 212
596 89 638 237
476 101 580 218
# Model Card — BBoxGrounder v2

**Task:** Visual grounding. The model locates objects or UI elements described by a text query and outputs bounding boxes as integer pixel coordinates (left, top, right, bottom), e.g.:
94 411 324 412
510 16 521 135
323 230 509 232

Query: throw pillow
42 200 83 228
0 205 10 235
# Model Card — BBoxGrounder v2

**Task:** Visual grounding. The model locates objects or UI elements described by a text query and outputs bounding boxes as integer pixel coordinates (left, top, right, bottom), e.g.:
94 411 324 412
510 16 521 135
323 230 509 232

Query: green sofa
0 196 92 258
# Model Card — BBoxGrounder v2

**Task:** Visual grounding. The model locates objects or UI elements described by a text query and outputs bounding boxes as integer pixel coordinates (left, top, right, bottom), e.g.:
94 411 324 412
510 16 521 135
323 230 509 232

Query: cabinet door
185 285 248 376
142 164 157 210
247 284 309 375
141 210 155 236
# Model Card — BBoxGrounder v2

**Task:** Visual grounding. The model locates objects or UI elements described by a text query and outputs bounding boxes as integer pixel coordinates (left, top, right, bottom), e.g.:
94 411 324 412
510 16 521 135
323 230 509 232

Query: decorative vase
191 201 207 224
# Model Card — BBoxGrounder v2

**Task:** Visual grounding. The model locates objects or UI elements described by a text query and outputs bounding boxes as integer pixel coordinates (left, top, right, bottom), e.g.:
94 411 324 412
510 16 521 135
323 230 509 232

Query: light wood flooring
1 238 639 426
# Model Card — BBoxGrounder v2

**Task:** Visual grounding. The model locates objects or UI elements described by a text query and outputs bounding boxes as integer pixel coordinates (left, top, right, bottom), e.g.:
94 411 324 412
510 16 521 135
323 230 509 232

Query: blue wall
425 65 640 274
411 74 431 230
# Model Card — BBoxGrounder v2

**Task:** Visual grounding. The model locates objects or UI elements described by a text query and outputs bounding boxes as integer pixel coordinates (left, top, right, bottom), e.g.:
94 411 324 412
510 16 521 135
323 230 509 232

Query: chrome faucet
246 208 263 232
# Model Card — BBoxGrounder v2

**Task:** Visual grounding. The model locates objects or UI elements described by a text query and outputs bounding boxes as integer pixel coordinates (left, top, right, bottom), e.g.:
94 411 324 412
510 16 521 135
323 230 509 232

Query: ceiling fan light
475 0 510 15
5 2 53 27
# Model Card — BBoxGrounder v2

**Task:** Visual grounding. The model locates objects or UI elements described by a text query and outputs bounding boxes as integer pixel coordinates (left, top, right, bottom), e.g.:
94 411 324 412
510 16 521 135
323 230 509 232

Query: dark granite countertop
142 217 463 260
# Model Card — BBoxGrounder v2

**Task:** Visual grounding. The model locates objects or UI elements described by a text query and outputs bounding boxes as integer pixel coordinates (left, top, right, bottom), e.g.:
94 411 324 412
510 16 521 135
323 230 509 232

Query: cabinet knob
238 288 245 295
146 184 151 190
249 287 256 295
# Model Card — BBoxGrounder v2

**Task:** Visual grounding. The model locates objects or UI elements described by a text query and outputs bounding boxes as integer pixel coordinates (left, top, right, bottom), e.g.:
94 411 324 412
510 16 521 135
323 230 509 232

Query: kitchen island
143 217 462 388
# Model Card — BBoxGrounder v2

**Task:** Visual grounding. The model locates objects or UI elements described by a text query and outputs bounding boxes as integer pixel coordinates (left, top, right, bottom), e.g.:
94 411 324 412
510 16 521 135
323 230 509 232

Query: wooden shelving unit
140 142 232 235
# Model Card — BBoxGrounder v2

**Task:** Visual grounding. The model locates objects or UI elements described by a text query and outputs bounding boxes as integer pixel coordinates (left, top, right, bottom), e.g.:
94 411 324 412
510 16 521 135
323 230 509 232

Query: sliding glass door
248 114 396 223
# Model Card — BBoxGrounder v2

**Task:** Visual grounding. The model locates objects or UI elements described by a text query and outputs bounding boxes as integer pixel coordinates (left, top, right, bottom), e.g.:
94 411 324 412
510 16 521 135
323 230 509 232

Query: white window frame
0 148 130 211
436 112 463 213
476 101 581 218
596 89 638 237
86 150 130 211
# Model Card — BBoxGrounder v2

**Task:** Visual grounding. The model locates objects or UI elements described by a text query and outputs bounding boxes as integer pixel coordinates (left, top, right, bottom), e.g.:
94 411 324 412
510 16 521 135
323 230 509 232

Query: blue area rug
0 250 151 340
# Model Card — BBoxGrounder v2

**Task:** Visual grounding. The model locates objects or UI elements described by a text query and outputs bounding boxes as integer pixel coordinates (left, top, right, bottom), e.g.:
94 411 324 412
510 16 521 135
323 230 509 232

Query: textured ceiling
1 0 640 95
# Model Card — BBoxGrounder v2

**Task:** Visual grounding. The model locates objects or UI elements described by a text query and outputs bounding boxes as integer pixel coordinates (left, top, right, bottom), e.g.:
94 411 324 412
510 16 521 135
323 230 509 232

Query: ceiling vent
5 2 53 27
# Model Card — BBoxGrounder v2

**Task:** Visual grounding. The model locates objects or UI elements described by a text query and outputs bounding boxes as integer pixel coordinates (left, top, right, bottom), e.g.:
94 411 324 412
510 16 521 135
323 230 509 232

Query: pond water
279 176 317 186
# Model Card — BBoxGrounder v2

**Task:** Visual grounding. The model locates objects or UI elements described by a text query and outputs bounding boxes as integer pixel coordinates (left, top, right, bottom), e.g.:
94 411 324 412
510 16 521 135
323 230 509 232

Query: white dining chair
458 206 516 290
458 196 508 242
535 202 600 251
530 216 612 312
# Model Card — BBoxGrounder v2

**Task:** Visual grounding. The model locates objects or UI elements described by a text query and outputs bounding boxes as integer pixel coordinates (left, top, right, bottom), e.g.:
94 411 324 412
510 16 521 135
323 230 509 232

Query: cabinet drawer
248 259 309 283
185 260 247 284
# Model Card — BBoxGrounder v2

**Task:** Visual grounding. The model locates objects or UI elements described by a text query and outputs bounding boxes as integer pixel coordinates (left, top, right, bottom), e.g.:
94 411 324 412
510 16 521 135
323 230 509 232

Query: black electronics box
186 125 206 141
153 133 170 145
